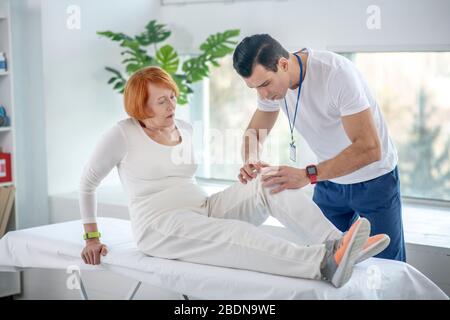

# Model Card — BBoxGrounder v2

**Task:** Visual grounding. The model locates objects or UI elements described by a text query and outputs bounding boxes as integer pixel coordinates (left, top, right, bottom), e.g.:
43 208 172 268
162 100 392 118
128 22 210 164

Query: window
193 52 450 203
344 52 450 202
191 56 311 181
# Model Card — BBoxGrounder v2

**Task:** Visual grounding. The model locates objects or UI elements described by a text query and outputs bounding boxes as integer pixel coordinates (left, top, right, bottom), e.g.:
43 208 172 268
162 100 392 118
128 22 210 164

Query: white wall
40 0 161 195
158 0 450 52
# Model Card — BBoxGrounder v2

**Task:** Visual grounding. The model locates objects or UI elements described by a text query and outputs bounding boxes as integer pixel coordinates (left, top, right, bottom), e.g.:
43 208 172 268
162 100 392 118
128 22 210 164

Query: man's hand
261 166 310 194
238 161 270 184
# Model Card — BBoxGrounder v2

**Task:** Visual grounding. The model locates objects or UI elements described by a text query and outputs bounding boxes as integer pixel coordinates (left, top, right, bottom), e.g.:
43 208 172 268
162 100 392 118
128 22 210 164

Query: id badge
289 143 297 163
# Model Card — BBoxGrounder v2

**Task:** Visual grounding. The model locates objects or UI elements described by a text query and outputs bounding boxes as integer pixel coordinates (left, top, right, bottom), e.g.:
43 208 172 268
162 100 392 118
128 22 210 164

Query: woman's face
145 83 177 126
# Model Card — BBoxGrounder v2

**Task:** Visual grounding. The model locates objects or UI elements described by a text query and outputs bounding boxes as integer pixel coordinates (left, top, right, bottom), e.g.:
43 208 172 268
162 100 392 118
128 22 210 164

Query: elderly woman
79 66 389 288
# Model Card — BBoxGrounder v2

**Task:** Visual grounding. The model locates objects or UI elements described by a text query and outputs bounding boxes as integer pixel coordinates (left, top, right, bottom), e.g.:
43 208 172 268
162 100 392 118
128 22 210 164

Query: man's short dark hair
233 34 289 78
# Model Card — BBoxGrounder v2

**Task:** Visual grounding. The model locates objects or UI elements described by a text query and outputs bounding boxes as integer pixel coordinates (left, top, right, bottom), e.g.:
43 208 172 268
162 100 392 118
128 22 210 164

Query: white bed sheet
0 217 447 300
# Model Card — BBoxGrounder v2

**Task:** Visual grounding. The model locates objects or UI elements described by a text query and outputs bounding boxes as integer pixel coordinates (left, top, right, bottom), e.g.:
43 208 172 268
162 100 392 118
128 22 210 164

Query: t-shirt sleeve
257 93 281 112
79 124 127 224
329 63 371 117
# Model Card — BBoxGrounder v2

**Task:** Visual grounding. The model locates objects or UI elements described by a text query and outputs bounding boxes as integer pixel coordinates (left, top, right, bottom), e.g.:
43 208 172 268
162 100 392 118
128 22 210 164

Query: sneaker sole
331 218 370 288
356 235 390 264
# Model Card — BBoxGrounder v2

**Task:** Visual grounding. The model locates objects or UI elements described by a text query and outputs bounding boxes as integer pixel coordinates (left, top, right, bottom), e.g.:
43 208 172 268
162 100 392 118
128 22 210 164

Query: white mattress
0 217 447 300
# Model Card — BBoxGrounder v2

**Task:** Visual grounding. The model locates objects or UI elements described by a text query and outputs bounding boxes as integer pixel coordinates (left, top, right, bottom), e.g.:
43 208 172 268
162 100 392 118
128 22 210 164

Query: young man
233 34 405 262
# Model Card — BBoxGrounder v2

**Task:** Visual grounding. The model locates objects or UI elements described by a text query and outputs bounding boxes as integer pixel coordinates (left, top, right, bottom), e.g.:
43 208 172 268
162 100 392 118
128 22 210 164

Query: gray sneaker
321 218 370 288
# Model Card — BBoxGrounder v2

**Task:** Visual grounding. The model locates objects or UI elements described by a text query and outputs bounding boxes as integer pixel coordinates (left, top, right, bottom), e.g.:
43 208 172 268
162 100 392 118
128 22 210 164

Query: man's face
243 60 290 100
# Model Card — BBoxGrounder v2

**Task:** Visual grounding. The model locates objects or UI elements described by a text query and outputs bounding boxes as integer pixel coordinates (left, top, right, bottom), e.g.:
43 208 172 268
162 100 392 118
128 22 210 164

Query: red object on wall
0 153 12 183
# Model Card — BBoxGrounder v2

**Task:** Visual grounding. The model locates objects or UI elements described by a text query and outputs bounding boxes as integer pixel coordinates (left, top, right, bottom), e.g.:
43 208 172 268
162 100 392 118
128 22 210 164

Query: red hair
123 66 179 120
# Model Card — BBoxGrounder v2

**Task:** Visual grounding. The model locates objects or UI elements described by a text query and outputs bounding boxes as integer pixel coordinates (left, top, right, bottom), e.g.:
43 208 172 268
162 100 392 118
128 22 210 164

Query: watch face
307 166 317 175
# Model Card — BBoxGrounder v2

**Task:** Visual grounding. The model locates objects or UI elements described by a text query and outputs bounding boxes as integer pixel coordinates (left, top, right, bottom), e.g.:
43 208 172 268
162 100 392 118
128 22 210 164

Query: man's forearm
317 140 381 181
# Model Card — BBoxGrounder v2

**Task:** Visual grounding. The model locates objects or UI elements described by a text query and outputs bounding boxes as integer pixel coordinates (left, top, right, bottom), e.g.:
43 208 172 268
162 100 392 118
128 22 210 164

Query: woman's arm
79 124 127 226
79 124 127 264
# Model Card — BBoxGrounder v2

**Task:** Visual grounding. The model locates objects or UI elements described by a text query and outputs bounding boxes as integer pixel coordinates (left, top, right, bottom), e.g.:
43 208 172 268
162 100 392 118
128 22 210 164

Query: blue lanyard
284 53 303 146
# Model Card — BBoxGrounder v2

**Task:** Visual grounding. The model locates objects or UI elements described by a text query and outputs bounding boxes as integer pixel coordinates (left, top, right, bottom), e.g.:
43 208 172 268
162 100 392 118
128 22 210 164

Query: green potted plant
97 20 240 104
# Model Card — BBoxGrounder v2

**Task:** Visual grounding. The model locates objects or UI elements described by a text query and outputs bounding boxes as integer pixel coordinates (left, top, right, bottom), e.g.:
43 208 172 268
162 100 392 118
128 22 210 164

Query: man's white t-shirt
258 48 398 184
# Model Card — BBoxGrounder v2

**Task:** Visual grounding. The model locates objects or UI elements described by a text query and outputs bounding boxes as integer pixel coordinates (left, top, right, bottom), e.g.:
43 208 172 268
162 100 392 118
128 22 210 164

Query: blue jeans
313 167 406 262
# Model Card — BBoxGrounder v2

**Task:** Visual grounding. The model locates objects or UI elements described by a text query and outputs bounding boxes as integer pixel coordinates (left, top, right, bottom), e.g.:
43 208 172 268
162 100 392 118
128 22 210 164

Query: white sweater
79 118 209 238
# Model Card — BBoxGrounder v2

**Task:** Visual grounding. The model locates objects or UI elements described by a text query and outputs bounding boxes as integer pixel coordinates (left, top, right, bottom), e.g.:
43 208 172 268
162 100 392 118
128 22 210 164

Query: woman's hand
81 238 108 265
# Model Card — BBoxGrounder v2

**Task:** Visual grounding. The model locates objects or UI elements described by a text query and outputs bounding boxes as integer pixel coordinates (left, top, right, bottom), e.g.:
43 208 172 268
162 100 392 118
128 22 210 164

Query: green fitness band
83 231 101 240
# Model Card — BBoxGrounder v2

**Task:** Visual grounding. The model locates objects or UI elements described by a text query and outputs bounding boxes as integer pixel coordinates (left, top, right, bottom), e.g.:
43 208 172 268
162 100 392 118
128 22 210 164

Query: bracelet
83 231 101 240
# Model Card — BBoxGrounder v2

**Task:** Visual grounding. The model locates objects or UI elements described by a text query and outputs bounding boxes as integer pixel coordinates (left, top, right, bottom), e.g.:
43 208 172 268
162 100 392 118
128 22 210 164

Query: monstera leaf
136 20 171 46
156 45 179 74
105 67 126 94
98 20 240 105
172 74 192 105
182 56 209 83
200 29 240 61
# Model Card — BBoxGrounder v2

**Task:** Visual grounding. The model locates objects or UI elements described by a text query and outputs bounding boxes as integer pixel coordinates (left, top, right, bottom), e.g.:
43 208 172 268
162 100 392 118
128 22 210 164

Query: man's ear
278 57 289 72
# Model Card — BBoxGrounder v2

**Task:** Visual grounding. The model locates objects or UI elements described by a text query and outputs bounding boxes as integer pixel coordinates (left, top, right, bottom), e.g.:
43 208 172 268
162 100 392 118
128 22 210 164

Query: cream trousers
135 175 343 280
